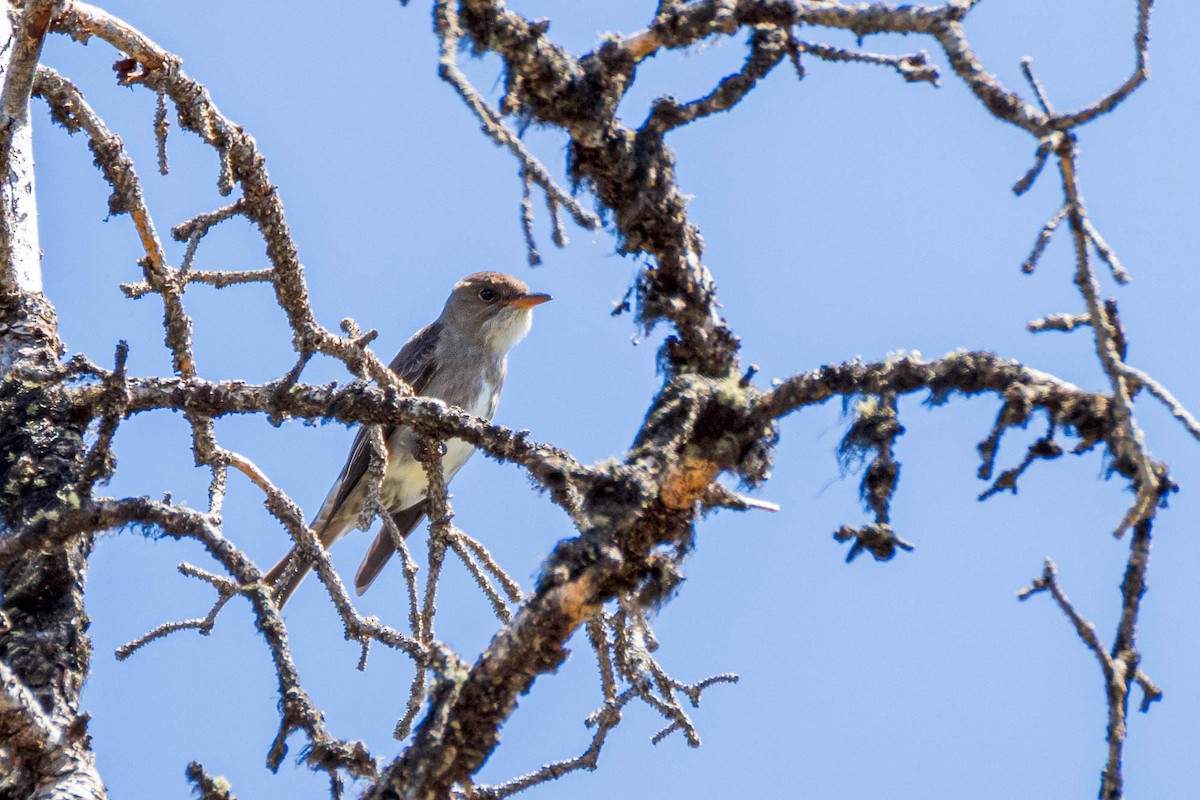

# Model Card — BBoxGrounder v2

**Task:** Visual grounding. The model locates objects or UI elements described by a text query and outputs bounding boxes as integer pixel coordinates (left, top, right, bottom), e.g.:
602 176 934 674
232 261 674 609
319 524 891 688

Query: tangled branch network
0 1 1191 799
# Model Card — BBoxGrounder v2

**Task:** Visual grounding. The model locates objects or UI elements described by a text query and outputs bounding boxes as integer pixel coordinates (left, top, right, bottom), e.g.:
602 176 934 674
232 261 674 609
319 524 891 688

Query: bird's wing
313 322 442 539
354 501 428 595
265 324 442 607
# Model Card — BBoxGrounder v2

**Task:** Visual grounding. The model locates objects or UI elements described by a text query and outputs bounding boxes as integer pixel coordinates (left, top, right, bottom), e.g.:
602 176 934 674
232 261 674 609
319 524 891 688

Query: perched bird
265 271 551 606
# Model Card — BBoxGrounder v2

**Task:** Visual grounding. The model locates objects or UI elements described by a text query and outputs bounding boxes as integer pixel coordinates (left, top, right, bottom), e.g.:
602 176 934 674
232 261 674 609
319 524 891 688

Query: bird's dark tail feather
354 501 428 595
265 501 428 606
264 549 313 608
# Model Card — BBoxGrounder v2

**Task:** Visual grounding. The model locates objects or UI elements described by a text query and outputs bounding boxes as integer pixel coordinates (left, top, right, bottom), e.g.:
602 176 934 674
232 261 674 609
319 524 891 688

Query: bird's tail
263 548 313 609
264 500 427 606
353 500 429 595
264 484 348 608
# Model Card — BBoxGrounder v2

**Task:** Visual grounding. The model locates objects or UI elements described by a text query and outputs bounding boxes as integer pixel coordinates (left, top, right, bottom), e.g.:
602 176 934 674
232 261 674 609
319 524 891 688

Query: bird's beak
508 292 552 309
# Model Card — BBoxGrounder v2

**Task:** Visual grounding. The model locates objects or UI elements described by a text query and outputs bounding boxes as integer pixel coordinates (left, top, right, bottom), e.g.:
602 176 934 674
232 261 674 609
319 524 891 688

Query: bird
264 271 551 607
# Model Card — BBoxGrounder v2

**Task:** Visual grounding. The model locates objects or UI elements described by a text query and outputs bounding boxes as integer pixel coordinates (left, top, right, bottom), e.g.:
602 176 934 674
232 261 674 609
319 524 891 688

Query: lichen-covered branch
641 26 789 135
108 375 589 503
360 344 1168 797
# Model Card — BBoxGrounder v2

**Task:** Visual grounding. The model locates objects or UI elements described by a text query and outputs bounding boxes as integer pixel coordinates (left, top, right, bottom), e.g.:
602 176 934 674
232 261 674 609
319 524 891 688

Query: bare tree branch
1018 525 1158 800
1055 135 1161 537
51 1 417 392
642 26 790 135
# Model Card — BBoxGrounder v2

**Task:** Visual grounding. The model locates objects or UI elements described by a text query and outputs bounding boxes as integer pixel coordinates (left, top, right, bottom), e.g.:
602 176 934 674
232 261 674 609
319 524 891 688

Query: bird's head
441 271 551 353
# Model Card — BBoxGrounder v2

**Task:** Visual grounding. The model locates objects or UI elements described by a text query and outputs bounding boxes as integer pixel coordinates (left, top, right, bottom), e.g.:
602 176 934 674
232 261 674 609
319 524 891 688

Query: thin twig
121 267 274 299
794 40 938 85
643 26 791 135
432 1 599 233
154 89 169 175
1051 0 1153 129
1115 361 1200 442
1028 311 1090 333
1022 206 1068 274
1019 57 1055 116
1012 135 1056 196
519 168 541 266
1082 217 1131 284
468 693 634 799
1018 560 1110 672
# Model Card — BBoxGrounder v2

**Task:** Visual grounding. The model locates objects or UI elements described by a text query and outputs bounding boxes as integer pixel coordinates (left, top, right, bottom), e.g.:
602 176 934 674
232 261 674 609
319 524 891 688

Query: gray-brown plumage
264 272 550 607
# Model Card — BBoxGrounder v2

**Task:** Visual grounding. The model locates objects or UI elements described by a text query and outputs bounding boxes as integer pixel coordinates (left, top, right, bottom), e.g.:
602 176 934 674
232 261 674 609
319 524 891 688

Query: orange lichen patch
26 3 55 38
660 456 719 510
554 570 604 629
622 30 660 62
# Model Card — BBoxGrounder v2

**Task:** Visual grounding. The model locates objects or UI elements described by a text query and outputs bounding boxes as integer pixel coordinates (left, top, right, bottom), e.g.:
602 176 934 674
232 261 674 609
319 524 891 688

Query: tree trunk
0 1 105 796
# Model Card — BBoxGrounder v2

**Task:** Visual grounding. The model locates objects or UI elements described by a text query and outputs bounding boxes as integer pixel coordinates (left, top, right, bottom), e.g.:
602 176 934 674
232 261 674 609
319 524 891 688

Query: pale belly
378 381 499 512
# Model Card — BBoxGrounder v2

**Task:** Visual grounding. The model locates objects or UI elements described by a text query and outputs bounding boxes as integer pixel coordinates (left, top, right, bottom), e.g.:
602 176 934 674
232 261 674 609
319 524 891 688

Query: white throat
479 308 533 354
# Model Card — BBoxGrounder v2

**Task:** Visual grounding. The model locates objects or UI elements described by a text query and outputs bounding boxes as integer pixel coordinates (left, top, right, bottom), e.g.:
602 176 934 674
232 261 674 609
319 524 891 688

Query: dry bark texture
0 1 1185 799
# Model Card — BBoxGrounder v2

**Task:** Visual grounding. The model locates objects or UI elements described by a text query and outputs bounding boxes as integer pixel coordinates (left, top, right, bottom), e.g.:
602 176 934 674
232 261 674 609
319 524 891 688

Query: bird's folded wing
265 321 444 607
314 322 443 534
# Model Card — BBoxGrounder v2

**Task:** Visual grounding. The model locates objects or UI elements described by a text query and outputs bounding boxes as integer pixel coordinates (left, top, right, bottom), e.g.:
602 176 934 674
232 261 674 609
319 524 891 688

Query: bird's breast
441 379 499 475
463 378 502 420
378 379 500 512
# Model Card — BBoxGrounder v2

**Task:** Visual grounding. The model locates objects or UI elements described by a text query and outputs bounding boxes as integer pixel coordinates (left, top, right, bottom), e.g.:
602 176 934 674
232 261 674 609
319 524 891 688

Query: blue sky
29 1 1200 797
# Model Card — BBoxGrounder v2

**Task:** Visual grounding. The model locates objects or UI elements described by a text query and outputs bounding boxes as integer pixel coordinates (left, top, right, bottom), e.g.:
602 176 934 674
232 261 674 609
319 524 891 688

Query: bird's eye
478 288 497 303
